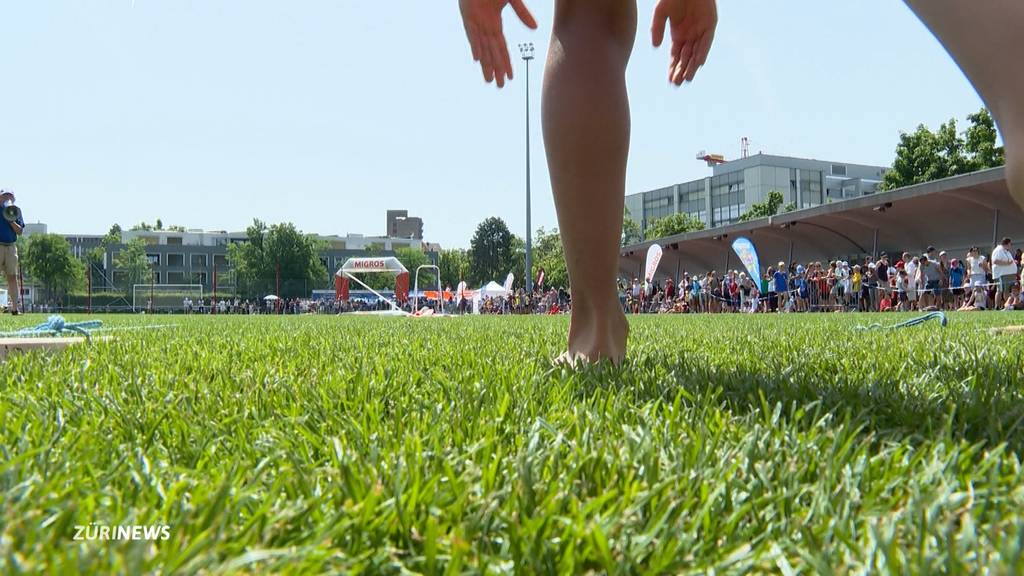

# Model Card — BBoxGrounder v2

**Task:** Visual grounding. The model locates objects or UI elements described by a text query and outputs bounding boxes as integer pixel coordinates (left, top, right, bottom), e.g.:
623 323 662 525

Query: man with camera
0 190 24 315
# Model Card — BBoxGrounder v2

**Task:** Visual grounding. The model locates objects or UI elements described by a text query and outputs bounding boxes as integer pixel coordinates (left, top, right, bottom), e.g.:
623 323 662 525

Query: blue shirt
774 271 788 293
949 265 964 288
0 206 24 244
796 278 808 296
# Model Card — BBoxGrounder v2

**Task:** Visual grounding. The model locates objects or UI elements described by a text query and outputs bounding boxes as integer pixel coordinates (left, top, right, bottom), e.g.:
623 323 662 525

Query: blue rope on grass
855 311 947 331
0 315 103 341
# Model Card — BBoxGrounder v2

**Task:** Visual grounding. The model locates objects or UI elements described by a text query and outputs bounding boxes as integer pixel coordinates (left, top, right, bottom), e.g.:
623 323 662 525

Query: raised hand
459 0 538 88
651 0 717 85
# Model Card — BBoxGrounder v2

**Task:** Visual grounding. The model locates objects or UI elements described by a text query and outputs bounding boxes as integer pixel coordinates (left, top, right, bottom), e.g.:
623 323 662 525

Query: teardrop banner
731 236 762 282
644 244 664 282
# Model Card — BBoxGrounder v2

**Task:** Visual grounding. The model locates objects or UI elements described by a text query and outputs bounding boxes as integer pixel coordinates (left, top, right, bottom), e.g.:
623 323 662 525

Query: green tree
438 248 470 289
103 224 122 247
881 109 1005 190
533 227 568 289
622 207 643 246
510 235 526 287
155 219 163 230
738 190 785 222
85 246 106 289
226 220 327 298
644 213 705 240
469 217 514 285
114 238 153 295
395 247 437 289
22 234 84 303
964 108 1005 170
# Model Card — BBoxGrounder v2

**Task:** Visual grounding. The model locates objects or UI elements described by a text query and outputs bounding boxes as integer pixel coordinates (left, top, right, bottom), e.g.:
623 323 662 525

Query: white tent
479 281 509 298
336 257 410 314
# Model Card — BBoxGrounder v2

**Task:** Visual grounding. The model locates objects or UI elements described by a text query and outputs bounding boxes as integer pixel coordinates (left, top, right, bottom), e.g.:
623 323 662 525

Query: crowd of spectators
399 286 571 315
174 286 574 316
625 239 1024 314
171 239 1024 317
180 297 348 315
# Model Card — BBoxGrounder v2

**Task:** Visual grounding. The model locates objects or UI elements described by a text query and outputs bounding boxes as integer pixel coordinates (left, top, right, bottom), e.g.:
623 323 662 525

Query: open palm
652 0 718 85
459 0 538 88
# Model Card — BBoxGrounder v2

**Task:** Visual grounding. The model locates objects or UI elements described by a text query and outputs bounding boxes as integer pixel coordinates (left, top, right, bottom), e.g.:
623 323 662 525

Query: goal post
133 284 204 312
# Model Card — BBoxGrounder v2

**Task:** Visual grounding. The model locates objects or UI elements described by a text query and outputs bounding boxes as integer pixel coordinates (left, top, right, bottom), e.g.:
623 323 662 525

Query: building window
213 254 228 267
167 253 185 267
642 187 675 226
192 272 208 285
831 164 847 176
801 170 823 207
167 237 183 246
153 272 161 284
710 172 745 226
190 254 208 268
167 271 186 283
146 253 161 266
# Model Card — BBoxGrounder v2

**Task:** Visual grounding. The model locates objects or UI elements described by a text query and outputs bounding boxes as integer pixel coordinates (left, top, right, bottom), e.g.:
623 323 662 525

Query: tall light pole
519 42 535 293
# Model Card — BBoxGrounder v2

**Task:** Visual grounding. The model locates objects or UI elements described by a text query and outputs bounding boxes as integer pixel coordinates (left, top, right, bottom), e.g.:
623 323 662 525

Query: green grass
2 312 1024 574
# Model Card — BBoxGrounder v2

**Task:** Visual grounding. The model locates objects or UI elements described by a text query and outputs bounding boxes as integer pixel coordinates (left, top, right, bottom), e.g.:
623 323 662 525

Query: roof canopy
337 257 408 276
620 168 1023 277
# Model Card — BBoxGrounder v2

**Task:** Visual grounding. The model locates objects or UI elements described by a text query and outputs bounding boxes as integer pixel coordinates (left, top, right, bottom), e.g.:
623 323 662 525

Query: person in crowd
966 246 989 291
879 290 893 312
1002 283 1023 311
875 253 890 302
903 254 919 311
792 265 807 312
851 265 862 310
992 237 1018 309
860 263 875 312
706 271 719 314
959 281 990 312
917 253 941 309
773 262 788 312
696 272 707 313
896 269 910 311
948 258 966 309
936 249 951 309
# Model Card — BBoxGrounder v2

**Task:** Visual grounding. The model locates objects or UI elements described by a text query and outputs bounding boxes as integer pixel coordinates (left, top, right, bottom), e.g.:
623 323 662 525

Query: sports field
2 312 1023 573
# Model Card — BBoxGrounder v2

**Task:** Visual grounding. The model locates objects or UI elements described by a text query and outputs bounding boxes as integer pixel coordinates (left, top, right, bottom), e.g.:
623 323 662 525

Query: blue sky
0 1 988 249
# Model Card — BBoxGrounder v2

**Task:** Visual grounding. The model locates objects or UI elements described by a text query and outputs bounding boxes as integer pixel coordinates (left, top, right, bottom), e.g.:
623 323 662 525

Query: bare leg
906 0 1024 205
6 273 18 313
543 0 636 364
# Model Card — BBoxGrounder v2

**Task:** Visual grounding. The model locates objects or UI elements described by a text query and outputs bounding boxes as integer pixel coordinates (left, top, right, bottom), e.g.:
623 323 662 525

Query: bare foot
558 305 629 366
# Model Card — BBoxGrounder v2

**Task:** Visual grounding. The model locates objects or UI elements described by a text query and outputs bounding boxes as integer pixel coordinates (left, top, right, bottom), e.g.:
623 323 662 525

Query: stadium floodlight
519 42 535 292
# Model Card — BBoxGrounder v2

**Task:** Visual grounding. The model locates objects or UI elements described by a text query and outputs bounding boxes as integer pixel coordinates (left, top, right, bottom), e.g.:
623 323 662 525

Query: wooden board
990 325 1024 335
0 336 108 360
